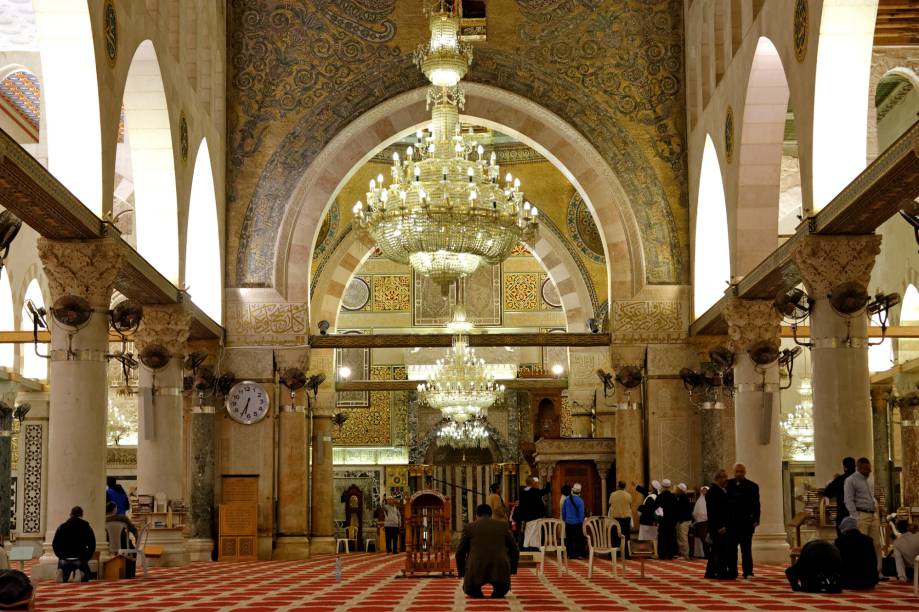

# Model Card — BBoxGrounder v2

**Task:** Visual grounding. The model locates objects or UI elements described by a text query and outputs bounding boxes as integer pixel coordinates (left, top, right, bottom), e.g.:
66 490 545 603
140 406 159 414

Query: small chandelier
782 377 815 460
353 1 538 290
436 417 490 449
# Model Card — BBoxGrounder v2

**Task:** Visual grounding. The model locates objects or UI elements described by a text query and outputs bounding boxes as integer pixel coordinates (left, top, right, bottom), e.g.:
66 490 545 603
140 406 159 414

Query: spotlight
586 318 599 334
551 364 564 378
318 320 330 335
339 366 352 380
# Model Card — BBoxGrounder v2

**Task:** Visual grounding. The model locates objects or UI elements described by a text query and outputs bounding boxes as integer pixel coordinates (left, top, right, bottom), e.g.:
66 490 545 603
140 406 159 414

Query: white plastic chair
336 525 357 554
105 522 126 554
584 516 625 578
538 518 567 576
119 522 150 578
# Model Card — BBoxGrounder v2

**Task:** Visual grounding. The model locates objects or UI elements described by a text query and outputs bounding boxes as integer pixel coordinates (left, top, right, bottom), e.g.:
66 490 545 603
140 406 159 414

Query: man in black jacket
52 506 96 582
705 469 735 580
823 457 856 536
727 463 760 578
515 476 550 549
656 479 678 560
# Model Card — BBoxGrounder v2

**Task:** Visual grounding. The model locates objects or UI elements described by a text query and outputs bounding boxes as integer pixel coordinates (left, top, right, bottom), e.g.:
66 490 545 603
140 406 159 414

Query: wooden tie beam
308 332 611 349
335 378 569 392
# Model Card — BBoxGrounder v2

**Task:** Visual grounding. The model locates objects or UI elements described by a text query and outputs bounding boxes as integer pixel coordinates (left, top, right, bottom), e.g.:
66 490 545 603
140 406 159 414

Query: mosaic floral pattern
566 193 606 263
372 275 410 312
504 272 540 311
0 70 40 134
312 200 340 261
332 390 391 445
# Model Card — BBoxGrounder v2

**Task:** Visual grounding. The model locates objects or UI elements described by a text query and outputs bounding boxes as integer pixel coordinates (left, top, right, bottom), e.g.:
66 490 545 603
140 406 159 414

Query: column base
751 531 791 565
309 536 336 555
186 538 214 562
273 536 310 560
32 551 59 581
145 530 189 567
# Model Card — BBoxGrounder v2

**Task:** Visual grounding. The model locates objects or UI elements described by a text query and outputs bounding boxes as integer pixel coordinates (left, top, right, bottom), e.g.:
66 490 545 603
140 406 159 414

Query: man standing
608 481 633 557
516 475 550 549
382 497 401 554
844 457 884 580
456 504 519 599
692 486 710 558
705 469 735 580
52 506 96 582
726 463 760 578
824 457 856 535
562 483 587 560
675 483 693 560
656 479 678 560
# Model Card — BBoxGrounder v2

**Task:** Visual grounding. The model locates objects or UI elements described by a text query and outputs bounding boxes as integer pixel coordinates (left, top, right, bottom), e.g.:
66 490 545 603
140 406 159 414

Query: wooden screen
219 476 258 561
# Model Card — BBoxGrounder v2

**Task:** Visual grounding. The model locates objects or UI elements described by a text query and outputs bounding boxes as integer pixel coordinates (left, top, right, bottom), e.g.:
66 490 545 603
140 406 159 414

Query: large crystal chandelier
417 305 506 422
782 377 815 461
353 2 538 290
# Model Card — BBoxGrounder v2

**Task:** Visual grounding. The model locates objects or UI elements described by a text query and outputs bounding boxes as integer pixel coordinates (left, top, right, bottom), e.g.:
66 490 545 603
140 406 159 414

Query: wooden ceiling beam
335 378 569 392
308 332 611 348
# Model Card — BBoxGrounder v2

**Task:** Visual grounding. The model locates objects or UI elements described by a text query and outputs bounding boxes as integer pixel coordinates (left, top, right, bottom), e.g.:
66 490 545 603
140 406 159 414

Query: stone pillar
35 239 121 579
597 461 611 516
793 235 881 496
274 348 310 559
14 390 49 556
870 385 893 512
309 391 335 554
134 304 192 566
610 345 647 493
188 391 216 562
0 382 18 541
692 336 729 482
724 299 789 563
900 399 919 507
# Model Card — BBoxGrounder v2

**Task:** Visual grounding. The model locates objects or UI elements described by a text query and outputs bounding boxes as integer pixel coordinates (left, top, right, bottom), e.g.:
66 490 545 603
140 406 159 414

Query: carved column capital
37 238 122 309
723 298 781 354
134 304 193 357
792 235 881 297
691 335 729 364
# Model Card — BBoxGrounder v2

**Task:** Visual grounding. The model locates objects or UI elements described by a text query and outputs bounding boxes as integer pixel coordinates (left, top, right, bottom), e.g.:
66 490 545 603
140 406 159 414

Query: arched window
20 279 46 380
121 40 179 284
693 136 731 318
185 140 222 323
897 284 919 364
0 268 13 369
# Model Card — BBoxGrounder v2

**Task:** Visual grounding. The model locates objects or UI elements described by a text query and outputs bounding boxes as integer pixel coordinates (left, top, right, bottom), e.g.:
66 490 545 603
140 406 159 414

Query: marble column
724 299 788 563
35 239 121 579
188 390 216 562
0 382 18 541
692 336 729 482
870 385 892 512
274 348 310 559
901 399 919 506
14 390 49 556
134 304 192 566
309 391 335 554
793 235 881 499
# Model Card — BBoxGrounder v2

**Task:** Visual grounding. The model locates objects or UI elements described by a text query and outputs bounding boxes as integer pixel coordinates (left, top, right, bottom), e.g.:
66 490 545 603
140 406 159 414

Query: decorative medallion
724 106 735 164
103 0 117 66
341 276 370 311
793 0 808 63
312 201 340 260
504 273 540 311
565 194 605 263
179 112 189 163
541 276 562 309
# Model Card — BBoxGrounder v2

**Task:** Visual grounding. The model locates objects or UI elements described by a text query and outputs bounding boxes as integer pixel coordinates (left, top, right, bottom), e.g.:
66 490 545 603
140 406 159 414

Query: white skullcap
677 483 687 492
662 479 672 488
651 480 661 491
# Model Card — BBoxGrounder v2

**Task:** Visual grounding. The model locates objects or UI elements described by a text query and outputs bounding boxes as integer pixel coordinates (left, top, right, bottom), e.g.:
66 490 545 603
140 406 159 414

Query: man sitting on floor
835 516 878 590
52 506 96 582
456 504 519 599
892 519 919 584
784 539 842 593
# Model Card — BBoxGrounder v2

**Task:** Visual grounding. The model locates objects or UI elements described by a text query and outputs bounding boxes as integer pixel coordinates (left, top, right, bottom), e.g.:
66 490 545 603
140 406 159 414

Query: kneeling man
456 504 519 599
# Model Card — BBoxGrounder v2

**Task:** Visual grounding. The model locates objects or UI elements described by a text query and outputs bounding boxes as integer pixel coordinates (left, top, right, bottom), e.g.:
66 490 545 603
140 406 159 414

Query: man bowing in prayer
456 504 520 599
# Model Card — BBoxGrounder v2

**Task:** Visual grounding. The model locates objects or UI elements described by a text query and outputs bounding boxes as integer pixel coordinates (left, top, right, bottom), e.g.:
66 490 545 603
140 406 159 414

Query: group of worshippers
787 456 919 591
636 478 698 560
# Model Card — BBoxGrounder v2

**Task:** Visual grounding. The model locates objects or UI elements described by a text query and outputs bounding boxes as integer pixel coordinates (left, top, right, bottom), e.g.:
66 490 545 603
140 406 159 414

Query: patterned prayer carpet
28 554 919 611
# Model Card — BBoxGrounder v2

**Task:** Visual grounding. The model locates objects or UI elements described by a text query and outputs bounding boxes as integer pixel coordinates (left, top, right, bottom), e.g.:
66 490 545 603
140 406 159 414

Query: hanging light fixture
436 417 490 449
781 376 815 460
353 1 538 290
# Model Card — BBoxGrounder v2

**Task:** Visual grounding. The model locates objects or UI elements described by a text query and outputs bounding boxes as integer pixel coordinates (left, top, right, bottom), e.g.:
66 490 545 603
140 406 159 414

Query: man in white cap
657 479 678 560
675 483 693 559
636 481 661 545
561 483 587 559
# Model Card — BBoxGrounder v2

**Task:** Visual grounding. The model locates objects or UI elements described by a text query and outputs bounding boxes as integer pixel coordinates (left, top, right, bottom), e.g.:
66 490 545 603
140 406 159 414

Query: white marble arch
310 227 594 335
276 83 646 318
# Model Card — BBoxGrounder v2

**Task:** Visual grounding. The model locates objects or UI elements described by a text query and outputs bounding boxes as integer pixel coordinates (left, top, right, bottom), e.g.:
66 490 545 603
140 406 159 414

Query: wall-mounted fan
50 295 94 359
679 367 702 391
778 346 802 390
828 281 870 317
867 291 901 346
216 372 236 397
184 350 208 376
708 346 734 371
25 300 48 362
139 344 171 370
280 367 307 408
0 210 22 271
774 287 813 347
614 365 643 410
110 300 143 338
596 368 614 397
748 340 780 366
193 365 216 405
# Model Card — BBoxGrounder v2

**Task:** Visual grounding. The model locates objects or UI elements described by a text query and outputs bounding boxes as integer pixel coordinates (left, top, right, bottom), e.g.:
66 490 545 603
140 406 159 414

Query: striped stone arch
309 225 595 335
279 83 642 318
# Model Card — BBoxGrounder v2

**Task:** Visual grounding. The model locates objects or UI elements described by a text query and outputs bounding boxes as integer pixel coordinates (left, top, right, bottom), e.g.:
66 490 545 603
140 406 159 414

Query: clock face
226 381 270 425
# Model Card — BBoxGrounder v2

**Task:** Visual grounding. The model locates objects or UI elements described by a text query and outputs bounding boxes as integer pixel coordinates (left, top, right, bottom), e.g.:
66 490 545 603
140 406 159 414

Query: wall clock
226 381 270 425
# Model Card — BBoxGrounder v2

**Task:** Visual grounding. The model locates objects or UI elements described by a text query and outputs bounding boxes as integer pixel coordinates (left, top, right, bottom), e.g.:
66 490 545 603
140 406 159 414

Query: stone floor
29 554 919 611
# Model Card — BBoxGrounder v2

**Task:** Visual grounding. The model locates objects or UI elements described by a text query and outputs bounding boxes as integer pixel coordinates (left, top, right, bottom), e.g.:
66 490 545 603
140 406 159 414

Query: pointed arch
32 0 102 212
121 40 180 284
693 135 731 319
185 139 222 323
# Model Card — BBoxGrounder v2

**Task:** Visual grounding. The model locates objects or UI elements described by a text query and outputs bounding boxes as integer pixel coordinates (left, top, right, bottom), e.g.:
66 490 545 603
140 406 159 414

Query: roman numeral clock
226 381 270 425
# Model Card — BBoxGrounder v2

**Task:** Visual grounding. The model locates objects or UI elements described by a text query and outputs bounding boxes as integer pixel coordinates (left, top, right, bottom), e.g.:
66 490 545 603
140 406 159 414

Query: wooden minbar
402 489 453 577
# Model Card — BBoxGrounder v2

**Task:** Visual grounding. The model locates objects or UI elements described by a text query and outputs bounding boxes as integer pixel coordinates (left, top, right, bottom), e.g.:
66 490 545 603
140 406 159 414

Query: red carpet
29 554 919 611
